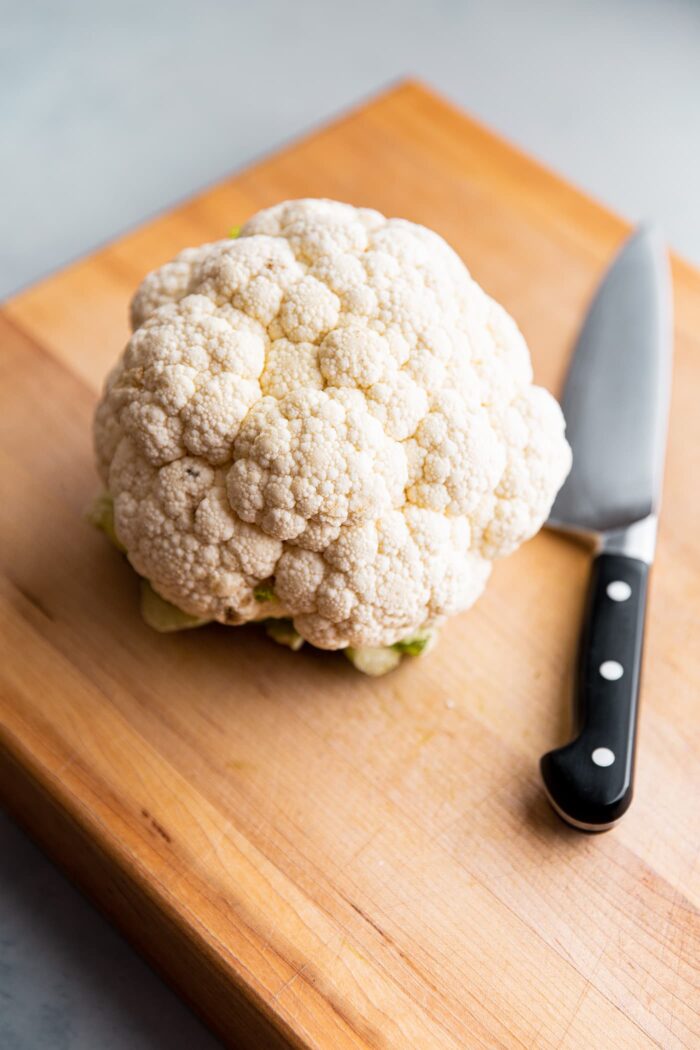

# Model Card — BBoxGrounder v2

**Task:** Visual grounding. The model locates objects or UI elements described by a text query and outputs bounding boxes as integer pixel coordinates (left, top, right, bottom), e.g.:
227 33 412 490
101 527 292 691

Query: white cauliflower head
94 199 571 649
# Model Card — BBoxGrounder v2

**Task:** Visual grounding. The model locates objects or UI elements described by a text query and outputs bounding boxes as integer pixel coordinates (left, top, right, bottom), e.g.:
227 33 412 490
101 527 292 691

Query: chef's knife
541 226 672 831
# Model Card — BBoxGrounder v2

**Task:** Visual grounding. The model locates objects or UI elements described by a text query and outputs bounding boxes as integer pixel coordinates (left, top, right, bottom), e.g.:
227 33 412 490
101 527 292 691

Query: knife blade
541 226 673 831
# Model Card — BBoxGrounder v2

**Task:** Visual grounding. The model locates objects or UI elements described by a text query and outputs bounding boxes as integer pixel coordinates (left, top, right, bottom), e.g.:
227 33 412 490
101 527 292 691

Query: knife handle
540 552 649 831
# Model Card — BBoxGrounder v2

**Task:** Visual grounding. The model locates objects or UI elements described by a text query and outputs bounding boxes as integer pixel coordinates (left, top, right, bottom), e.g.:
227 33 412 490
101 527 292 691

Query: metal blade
549 226 672 536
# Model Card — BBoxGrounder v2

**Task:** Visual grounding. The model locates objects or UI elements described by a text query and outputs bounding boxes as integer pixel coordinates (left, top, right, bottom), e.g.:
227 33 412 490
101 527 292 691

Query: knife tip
630 221 665 252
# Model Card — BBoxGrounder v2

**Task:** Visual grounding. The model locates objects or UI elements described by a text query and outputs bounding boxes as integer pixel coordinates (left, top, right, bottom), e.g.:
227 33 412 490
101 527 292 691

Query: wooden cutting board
1 81 698 1049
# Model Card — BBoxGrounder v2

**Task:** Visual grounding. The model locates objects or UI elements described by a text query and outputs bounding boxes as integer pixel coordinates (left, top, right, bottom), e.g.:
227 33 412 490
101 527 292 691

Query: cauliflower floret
227 388 406 546
94 198 571 650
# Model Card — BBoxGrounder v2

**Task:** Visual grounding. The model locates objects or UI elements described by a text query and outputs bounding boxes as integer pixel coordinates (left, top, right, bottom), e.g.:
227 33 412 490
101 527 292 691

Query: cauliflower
93 198 571 669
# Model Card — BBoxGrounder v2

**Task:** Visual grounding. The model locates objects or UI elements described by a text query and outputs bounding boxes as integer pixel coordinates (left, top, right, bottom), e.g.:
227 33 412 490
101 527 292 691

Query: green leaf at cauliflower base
140 580 212 633
265 618 304 651
346 630 437 675
392 630 435 656
87 492 126 553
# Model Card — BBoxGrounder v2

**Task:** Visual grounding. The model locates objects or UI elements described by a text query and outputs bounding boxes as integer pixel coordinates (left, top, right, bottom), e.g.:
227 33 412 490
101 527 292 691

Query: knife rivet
592 747 615 767
607 580 632 602
600 660 624 681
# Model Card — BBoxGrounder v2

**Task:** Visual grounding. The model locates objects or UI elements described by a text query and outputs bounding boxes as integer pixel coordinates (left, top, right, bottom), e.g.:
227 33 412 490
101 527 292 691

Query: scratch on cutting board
226 759 255 773
11 580 55 622
141 807 172 844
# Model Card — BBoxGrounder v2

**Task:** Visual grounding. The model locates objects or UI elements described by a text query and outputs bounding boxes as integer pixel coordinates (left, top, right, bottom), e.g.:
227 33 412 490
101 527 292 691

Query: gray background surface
1 0 698 1046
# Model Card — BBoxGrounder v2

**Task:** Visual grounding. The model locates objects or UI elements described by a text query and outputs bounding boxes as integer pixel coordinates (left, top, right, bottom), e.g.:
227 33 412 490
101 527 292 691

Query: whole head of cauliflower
94 199 571 653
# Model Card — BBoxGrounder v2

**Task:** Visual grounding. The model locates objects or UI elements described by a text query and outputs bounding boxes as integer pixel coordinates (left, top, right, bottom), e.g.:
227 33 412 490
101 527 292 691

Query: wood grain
1 80 699 1049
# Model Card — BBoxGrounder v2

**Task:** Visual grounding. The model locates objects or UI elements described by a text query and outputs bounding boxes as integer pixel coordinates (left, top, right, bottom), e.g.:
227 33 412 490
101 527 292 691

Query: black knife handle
540 552 649 830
